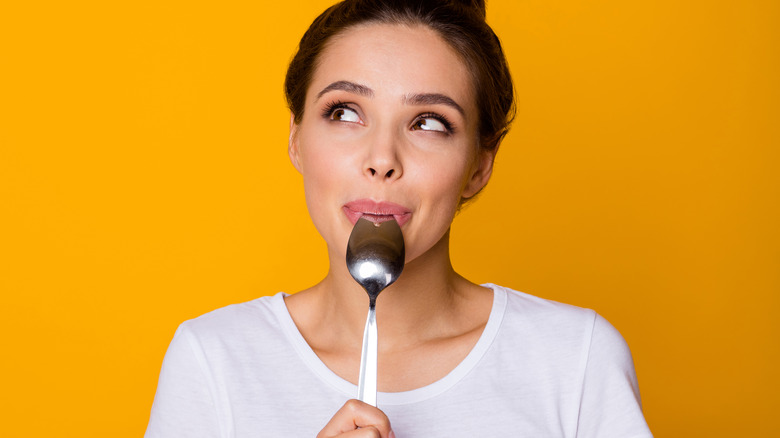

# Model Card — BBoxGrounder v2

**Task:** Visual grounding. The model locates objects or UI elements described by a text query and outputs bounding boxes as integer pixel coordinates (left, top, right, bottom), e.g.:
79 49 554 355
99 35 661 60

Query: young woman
146 1 652 437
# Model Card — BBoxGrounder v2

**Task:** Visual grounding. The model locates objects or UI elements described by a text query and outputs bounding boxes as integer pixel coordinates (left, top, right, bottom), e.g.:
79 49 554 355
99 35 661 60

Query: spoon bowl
346 218 405 304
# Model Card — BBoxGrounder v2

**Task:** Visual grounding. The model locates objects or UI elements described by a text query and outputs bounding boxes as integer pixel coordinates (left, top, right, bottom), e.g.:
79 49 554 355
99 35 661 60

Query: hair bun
451 0 486 19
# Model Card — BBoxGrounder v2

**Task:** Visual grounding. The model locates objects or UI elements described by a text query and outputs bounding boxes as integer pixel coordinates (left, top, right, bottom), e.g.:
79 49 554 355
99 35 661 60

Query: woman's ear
288 113 303 173
462 148 497 199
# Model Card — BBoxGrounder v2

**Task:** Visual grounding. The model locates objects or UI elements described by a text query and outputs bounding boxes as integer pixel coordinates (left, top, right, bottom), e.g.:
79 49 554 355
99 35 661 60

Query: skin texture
286 23 497 436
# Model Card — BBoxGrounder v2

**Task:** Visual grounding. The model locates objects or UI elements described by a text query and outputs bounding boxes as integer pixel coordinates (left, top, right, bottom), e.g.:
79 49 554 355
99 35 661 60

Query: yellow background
1 0 777 436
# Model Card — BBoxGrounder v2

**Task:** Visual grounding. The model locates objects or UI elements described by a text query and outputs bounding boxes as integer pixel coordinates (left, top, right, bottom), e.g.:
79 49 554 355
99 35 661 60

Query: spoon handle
357 306 377 406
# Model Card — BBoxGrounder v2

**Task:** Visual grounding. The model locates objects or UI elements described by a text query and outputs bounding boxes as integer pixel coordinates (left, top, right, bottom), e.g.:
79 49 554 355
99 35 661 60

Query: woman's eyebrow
403 93 465 117
315 82 464 117
316 80 374 100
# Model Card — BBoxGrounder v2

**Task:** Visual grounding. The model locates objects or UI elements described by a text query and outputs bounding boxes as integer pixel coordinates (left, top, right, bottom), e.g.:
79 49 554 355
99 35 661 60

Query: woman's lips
343 199 412 226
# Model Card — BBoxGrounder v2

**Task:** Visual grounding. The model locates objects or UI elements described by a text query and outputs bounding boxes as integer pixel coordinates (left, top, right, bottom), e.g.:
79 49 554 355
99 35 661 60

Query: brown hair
284 0 515 152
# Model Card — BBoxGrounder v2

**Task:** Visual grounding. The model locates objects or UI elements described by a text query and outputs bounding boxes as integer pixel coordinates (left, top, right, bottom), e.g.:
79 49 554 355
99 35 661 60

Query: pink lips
343 199 412 226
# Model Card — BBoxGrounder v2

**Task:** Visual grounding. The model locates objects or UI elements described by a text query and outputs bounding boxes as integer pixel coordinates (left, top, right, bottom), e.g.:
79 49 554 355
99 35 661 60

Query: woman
146 1 652 436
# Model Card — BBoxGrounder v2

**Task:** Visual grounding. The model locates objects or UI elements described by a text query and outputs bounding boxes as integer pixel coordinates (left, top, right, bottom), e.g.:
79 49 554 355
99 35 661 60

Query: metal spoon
346 217 405 406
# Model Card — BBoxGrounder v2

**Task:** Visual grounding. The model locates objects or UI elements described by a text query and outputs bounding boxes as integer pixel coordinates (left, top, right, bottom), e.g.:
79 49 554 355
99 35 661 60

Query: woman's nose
363 129 403 181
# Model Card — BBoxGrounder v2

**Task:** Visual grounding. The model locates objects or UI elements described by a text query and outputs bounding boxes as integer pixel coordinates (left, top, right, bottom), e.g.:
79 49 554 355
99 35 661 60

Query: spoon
346 217 405 406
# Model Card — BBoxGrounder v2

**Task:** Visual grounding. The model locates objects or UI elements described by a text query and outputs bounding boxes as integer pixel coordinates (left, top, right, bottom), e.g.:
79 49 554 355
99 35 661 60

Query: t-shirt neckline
272 283 507 406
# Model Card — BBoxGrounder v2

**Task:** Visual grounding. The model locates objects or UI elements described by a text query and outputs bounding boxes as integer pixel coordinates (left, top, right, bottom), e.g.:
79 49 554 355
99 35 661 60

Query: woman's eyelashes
321 100 456 134
322 101 361 123
411 112 454 134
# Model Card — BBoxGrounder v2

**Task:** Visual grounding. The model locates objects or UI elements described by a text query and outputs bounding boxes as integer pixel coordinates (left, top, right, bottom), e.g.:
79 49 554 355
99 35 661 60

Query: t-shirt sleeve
145 323 222 438
576 313 653 438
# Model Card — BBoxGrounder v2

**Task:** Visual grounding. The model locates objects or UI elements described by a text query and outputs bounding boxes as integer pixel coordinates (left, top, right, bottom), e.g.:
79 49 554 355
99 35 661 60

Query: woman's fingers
317 399 394 438
321 427 382 438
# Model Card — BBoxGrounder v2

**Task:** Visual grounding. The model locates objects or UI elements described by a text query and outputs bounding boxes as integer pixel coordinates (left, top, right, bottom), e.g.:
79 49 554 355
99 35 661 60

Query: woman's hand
317 399 395 438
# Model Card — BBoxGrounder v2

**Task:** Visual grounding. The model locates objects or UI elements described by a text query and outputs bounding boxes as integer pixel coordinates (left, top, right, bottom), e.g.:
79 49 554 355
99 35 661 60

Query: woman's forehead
308 23 476 109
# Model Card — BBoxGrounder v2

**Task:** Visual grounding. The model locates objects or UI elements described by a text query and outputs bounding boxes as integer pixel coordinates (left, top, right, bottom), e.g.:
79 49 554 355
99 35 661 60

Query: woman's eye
411 116 449 133
330 107 360 123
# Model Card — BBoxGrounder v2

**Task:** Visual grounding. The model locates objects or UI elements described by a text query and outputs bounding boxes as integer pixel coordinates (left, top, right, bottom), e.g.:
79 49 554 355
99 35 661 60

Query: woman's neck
283 228 494 391
287 229 488 349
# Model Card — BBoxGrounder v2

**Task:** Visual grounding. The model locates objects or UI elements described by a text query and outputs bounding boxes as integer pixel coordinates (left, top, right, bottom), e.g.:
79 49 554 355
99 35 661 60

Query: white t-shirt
145 284 653 437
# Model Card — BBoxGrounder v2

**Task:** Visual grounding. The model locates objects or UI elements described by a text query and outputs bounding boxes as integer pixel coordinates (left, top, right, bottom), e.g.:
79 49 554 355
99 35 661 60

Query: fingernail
389 431 396 438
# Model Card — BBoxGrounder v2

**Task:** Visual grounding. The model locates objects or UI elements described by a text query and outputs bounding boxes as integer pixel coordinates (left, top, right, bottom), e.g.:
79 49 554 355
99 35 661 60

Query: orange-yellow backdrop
1 0 778 436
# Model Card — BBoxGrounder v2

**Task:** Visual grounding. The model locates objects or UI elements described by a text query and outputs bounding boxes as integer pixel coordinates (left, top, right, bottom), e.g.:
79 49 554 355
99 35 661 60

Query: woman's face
289 23 495 264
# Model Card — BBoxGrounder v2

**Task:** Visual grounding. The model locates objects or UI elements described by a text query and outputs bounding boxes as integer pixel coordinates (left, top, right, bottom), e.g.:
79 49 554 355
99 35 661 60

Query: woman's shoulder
480 285 649 437
486 283 596 322
485 283 628 352
176 292 289 343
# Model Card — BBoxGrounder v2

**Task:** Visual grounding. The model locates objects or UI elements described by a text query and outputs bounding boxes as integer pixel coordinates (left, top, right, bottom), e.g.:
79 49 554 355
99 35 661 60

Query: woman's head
285 1 513 264
285 0 514 152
